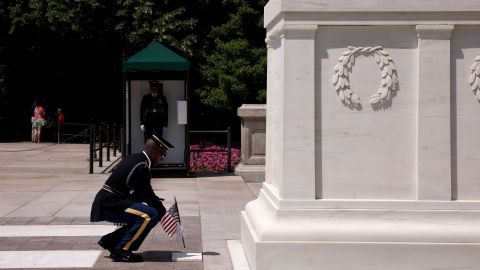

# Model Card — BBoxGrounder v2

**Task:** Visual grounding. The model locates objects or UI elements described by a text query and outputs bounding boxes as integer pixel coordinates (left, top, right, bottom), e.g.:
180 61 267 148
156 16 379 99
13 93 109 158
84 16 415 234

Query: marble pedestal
241 1 480 269
235 104 266 183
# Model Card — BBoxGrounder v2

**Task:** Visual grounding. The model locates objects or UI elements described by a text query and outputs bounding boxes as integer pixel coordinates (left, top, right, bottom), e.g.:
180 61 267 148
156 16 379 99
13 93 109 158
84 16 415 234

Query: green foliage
196 0 267 110
199 39 266 109
0 65 5 97
6 0 197 56
114 0 197 56
0 0 269 136
0 1 11 103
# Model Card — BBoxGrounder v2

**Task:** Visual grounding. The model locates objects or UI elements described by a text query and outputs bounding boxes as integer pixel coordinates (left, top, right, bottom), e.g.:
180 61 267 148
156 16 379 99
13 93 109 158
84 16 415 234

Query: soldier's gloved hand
151 199 166 217
140 125 145 132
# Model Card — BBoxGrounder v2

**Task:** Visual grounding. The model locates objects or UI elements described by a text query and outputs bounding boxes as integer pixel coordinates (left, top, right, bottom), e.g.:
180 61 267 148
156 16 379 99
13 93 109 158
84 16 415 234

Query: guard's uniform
90 151 166 252
140 93 168 140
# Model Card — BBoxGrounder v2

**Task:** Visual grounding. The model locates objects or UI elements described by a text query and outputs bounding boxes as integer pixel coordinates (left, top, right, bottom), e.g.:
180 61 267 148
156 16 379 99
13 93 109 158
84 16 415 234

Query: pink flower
189 144 241 173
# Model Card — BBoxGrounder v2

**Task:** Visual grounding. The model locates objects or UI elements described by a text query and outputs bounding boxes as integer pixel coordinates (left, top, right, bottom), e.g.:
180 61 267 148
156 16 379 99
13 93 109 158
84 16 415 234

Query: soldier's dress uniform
140 91 168 140
90 135 173 262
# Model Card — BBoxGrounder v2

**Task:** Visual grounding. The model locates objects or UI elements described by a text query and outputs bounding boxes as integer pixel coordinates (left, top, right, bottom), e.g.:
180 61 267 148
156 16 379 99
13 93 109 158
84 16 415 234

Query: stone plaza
0 142 259 269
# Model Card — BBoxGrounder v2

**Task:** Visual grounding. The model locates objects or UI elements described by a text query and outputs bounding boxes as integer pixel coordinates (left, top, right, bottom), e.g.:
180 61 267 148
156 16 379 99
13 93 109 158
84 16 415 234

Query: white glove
140 125 145 132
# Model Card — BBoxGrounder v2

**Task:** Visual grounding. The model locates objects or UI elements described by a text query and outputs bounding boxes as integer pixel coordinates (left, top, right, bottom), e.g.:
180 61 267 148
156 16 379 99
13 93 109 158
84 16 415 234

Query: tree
7 0 197 56
1 0 198 128
0 1 11 98
0 0 269 141
112 0 197 56
195 0 267 112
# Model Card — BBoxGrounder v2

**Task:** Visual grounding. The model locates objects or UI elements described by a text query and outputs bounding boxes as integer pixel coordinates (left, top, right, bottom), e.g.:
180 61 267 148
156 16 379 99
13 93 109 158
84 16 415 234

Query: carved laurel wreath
469 52 480 101
332 46 398 108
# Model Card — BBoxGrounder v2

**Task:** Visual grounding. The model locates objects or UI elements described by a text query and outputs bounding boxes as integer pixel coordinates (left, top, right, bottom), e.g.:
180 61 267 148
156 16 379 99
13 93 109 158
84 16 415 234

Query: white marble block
241 1 480 269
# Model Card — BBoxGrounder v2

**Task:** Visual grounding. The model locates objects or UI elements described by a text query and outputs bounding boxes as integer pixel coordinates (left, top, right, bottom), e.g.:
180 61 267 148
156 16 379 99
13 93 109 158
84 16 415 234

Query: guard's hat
151 133 174 151
149 80 162 89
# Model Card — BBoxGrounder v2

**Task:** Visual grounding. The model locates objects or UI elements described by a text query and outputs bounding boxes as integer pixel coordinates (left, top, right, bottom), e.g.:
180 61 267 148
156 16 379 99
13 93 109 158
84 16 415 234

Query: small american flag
161 202 180 237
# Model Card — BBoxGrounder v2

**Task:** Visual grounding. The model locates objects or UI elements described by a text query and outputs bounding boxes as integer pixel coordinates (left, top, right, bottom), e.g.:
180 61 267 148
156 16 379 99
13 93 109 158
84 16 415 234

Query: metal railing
57 122 121 174
87 123 121 174
57 122 91 143
187 127 232 174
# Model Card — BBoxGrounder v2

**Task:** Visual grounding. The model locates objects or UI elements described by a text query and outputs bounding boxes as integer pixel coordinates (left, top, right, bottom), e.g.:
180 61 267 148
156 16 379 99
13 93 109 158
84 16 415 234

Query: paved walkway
0 142 259 270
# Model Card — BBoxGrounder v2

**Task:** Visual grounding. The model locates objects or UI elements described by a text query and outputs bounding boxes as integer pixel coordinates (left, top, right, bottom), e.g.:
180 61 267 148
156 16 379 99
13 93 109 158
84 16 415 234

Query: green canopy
123 42 189 72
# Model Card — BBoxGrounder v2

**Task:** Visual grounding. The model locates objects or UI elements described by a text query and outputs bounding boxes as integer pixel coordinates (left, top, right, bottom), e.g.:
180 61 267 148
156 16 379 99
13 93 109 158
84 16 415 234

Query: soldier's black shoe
97 239 107 250
109 249 143 262
97 232 122 250
97 237 115 250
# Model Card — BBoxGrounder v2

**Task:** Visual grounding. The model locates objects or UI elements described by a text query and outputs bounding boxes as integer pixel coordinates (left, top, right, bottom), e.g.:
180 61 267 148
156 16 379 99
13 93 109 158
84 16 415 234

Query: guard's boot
97 225 130 250
97 237 110 250
109 249 143 262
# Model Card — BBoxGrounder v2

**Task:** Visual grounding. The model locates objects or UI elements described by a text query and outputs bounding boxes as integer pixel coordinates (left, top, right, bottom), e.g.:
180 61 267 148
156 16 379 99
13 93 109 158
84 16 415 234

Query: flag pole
174 196 186 248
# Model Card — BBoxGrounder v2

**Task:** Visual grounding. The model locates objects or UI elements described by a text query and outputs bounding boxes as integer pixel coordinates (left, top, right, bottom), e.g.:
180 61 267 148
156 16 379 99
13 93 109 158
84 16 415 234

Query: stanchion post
227 127 231 172
99 123 103 167
57 122 61 143
106 123 111 162
120 126 125 157
113 123 117 157
186 127 190 175
89 125 94 174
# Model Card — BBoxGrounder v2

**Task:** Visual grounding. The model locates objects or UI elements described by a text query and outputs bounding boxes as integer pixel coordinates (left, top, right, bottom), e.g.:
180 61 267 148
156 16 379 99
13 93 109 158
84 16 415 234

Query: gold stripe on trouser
122 208 151 250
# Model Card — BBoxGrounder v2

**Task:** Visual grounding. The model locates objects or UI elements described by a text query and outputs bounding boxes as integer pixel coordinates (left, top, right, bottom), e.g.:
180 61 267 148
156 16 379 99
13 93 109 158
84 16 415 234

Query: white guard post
130 80 186 164
241 1 480 269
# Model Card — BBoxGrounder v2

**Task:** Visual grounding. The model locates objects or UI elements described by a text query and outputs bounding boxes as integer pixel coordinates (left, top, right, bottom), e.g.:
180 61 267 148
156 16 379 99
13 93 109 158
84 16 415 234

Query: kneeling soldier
90 133 173 262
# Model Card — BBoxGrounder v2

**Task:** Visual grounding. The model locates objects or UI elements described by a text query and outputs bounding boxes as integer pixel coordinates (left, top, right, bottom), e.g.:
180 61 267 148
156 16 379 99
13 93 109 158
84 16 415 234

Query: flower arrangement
189 144 241 173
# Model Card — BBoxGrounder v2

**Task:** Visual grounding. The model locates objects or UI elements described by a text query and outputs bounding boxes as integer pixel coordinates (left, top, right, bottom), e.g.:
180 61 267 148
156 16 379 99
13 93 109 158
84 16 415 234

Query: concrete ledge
235 163 265 183
238 104 266 118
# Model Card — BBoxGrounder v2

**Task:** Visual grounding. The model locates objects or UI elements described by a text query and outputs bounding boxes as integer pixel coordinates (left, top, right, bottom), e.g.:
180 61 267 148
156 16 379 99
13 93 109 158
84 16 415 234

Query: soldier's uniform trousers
104 202 159 251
